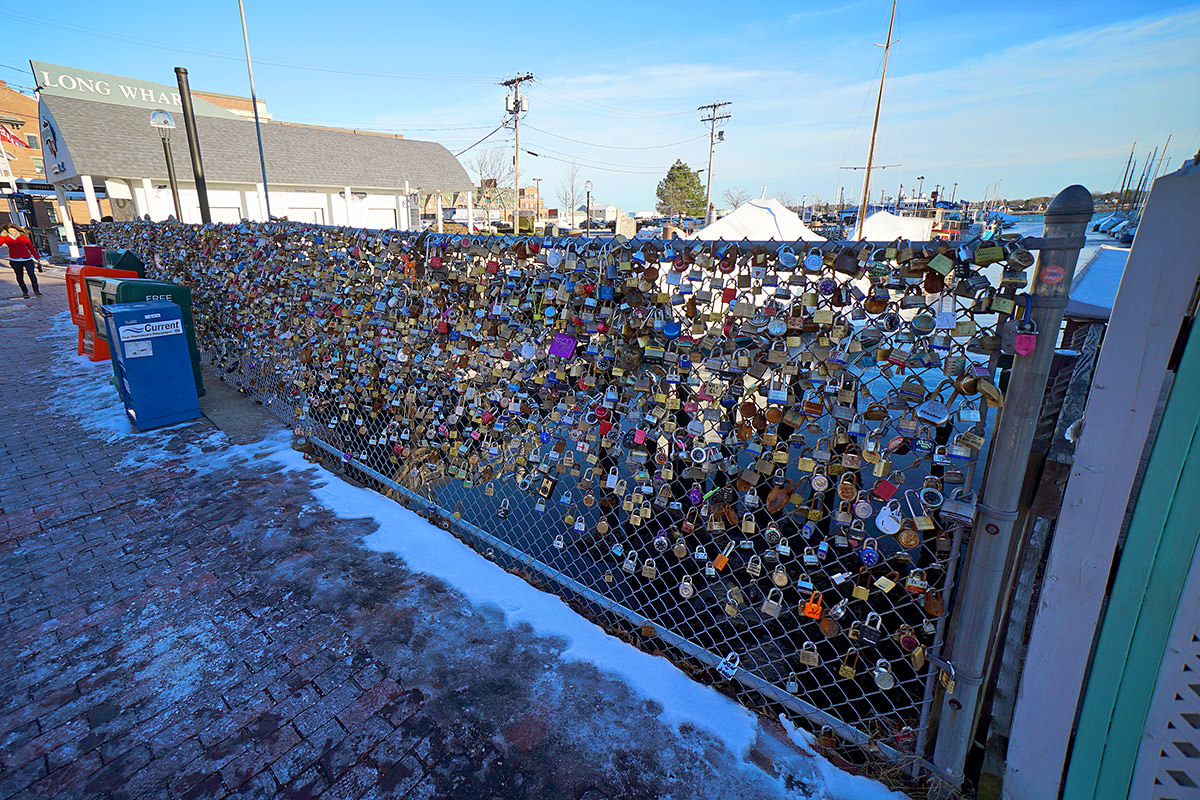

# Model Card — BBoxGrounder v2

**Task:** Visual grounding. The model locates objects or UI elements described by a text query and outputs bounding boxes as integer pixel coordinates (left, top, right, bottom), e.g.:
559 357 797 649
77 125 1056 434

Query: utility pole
531 177 542 225
501 73 533 232
854 0 898 240
698 101 731 225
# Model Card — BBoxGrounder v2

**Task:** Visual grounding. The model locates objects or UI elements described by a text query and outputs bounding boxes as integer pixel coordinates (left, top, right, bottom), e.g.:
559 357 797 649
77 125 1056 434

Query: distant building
516 183 546 223
27 61 471 253
1 79 111 229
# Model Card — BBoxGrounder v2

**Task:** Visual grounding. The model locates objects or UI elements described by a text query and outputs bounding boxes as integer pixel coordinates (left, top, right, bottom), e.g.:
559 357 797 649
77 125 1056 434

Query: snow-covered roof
1066 244 1130 320
857 210 933 242
688 198 825 241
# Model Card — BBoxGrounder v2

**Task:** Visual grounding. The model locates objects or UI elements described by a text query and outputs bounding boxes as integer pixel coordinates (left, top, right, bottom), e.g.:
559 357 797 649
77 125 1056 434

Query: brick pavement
0 270 875 799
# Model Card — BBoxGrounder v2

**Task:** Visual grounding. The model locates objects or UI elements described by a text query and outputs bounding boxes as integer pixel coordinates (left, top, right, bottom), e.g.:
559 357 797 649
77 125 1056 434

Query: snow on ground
44 309 904 800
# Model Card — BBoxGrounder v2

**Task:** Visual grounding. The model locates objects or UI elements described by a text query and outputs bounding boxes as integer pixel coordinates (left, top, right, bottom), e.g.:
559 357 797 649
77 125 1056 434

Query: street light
916 175 926 204
584 180 592 236
150 109 184 221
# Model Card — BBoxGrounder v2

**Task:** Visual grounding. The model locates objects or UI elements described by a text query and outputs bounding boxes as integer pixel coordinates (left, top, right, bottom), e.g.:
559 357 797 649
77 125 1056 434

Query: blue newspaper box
101 301 201 431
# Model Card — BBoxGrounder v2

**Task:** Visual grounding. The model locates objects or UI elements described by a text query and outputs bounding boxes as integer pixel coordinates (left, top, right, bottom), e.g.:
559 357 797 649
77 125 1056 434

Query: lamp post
584 180 592 236
531 177 542 226
150 109 184 221
917 175 926 204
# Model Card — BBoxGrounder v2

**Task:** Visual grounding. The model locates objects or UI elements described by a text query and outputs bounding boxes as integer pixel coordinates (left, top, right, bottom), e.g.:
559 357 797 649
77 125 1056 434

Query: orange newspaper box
66 264 144 361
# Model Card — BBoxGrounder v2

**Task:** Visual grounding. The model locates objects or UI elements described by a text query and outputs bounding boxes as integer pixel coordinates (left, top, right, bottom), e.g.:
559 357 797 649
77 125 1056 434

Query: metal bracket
1026 295 1070 310
976 502 1020 521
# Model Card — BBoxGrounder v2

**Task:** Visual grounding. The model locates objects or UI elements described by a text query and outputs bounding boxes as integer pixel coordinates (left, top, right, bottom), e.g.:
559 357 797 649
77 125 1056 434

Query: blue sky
4 1 1198 211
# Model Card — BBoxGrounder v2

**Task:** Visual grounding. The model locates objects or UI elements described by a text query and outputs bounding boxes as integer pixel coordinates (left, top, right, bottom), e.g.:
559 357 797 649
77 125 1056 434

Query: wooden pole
853 0 897 240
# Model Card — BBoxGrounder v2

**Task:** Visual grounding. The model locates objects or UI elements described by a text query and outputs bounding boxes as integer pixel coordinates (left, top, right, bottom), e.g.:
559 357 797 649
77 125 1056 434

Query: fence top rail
92 220 1068 255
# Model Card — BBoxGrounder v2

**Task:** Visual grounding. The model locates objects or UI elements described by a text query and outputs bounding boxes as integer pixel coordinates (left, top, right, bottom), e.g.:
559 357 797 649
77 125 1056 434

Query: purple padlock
548 333 578 359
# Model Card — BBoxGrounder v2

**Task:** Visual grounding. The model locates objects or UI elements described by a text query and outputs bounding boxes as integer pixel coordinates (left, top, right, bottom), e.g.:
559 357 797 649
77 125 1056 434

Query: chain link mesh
91 221 1035 765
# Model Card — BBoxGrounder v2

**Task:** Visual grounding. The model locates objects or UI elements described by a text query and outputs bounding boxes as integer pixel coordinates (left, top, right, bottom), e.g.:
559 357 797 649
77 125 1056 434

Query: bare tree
721 186 752 209
465 147 513 224
557 162 583 227
777 191 796 210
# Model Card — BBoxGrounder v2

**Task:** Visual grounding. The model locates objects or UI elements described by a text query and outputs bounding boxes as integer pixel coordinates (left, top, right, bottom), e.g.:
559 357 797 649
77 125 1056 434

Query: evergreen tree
655 160 706 221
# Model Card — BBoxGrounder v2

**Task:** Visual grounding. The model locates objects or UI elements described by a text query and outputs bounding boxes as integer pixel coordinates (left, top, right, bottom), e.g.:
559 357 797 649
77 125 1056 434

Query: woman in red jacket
0 224 43 298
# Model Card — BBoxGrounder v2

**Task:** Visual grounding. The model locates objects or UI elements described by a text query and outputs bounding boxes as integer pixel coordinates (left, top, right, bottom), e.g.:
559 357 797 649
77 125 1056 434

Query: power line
522 149 666 175
5 10 495 85
521 138 675 172
454 122 508 157
523 125 706 151
533 87 695 119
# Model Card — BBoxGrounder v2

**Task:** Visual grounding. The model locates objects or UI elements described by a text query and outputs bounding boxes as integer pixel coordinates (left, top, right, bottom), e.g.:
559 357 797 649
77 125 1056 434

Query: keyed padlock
838 649 859 680
715 652 740 680
761 588 784 618
1001 294 1039 356
859 612 884 646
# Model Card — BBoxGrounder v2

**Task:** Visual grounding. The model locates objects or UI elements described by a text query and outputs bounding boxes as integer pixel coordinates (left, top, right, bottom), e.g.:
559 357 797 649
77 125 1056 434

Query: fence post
930 185 1092 788
1005 154 1200 798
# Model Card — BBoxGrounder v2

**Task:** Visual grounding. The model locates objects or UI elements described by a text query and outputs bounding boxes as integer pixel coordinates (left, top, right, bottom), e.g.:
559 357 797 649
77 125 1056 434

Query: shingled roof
42 94 472 192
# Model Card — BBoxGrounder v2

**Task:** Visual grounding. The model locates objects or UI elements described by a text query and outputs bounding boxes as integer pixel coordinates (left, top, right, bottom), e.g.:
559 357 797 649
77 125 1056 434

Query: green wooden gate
1062 317 1200 800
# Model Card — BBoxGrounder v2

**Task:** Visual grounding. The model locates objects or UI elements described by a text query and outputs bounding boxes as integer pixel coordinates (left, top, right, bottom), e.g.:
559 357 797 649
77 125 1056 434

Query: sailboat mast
1116 140 1136 207
853 0 898 240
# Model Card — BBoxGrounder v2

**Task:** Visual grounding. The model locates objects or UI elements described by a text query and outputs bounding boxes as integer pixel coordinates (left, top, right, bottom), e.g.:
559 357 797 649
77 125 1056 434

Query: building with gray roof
32 61 472 245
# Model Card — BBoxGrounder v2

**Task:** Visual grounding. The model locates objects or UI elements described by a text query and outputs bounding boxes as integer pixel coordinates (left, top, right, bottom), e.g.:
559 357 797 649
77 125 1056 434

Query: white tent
688 198 825 241
858 210 934 242
1066 245 1131 320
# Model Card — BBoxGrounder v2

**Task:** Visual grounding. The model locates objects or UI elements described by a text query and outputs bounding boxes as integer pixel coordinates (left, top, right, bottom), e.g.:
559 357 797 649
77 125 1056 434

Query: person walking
0 225 43 298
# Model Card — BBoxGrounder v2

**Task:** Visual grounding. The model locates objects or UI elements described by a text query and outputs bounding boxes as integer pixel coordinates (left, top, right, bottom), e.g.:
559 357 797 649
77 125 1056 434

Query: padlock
746 554 763 578
905 568 929 593
716 652 740 680
860 612 884 646
724 589 741 617
802 591 823 619
871 659 896 690
641 558 657 579
852 568 871 601
940 488 978 524
761 588 784 618
797 641 820 667
713 540 735 571
1001 294 1039 356
838 648 859 679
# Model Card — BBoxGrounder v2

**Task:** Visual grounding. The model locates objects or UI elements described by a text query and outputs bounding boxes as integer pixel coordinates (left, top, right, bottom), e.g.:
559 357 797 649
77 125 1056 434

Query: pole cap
1044 184 1093 224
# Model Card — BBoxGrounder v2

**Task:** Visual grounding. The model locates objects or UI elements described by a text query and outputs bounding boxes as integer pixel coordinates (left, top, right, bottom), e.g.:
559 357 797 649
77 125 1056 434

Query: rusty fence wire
92 221 1040 767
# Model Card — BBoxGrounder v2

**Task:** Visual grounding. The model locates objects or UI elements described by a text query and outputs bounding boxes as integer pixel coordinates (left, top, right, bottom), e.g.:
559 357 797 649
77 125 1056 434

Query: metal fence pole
174 67 211 225
929 185 1092 788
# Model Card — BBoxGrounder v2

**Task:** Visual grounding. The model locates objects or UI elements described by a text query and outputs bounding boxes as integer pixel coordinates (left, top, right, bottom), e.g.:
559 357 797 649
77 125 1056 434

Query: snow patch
46 309 904 800
266 444 761 757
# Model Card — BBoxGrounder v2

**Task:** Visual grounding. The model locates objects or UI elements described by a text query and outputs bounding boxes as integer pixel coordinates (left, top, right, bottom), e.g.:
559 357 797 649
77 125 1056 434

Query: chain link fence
92 220 1039 769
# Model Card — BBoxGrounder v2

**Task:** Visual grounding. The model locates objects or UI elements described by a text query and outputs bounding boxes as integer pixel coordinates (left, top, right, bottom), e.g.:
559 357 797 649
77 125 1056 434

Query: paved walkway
0 269 892 800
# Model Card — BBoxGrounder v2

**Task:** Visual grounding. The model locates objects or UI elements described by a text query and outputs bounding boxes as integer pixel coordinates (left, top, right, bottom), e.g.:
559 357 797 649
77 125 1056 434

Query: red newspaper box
65 264 143 361
83 245 104 266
